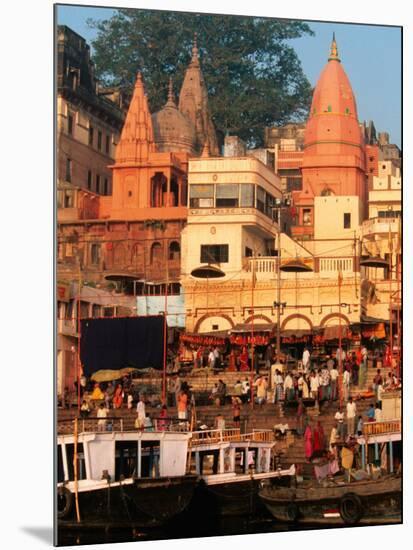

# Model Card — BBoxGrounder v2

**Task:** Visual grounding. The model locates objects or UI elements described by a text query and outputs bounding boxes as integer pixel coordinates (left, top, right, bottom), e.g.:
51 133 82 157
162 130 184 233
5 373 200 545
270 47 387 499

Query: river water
57 514 376 546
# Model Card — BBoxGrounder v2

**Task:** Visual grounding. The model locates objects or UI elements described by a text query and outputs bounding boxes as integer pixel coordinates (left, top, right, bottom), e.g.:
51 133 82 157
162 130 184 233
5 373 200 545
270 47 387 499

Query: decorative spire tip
191 32 199 64
328 33 340 62
166 77 176 106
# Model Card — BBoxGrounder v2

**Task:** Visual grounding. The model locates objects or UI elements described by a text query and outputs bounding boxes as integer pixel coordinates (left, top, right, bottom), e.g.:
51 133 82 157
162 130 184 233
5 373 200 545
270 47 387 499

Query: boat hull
188 475 291 519
58 475 198 528
259 475 402 526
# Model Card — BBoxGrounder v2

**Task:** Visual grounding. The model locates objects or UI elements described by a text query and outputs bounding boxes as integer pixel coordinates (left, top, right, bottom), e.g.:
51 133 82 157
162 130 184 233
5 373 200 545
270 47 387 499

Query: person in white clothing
127 392 133 410
346 397 357 435
302 348 311 373
330 366 339 400
310 372 319 400
329 425 339 455
208 349 216 369
135 396 146 429
377 384 384 406
283 372 294 401
334 409 345 439
375 404 382 422
336 347 346 364
343 368 350 402
97 403 108 432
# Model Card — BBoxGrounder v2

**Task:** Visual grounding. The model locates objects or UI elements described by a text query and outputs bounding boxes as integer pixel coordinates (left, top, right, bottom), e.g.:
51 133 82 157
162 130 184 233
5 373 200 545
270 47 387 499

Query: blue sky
56 4 401 147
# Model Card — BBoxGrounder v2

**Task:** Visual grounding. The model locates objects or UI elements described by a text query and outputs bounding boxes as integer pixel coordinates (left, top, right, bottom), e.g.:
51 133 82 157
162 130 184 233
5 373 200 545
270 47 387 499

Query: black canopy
80 316 165 376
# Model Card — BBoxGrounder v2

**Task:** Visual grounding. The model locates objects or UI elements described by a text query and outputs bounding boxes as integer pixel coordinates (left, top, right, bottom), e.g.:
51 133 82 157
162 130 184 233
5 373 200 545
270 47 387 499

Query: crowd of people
60 342 401 457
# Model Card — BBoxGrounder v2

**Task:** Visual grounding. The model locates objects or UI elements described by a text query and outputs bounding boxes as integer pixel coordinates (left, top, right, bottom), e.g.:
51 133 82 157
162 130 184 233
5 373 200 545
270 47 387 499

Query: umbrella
91 367 138 383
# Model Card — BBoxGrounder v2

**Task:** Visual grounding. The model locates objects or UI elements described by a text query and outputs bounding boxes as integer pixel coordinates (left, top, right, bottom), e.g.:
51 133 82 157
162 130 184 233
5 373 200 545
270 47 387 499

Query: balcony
243 257 277 280
291 225 314 239
362 217 401 238
318 257 354 276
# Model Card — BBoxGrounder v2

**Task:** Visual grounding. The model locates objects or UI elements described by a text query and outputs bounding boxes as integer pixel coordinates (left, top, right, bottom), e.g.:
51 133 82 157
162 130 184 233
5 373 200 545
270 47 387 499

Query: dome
152 80 197 154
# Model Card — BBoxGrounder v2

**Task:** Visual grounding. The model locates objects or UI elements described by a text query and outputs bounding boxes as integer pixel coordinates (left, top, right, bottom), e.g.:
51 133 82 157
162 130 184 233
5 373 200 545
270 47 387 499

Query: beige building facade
57 25 125 197
361 160 402 324
181 156 362 336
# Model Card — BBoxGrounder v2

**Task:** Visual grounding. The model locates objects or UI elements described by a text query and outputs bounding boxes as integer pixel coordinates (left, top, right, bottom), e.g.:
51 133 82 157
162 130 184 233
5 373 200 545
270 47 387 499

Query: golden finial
328 32 340 62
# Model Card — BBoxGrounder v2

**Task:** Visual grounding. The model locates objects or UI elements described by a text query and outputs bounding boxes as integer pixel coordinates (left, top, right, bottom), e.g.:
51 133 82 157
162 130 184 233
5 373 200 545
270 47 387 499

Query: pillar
257 448 262 473
177 174 182 206
195 451 200 475
219 447 225 474
374 441 379 465
361 443 366 469
389 441 394 473
137 440 142 478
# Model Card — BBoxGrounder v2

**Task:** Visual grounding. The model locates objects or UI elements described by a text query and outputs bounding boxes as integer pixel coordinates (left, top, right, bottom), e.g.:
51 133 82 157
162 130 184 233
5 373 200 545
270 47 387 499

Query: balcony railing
319 257 354 274
244 257 277 277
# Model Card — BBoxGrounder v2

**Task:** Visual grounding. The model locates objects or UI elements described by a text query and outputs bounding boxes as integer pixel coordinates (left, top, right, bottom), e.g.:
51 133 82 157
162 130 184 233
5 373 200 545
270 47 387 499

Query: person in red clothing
313 421 325 452
239 347 249 371
158 404 168 431
304 424 313 461
228 349 237 372
112 384 124 409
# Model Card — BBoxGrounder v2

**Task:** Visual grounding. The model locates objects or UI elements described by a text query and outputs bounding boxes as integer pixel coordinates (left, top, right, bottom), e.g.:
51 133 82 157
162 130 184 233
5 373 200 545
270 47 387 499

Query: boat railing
251 429 275 442
57 416 189 435
190 428 242 445
190 428 274 446
58 417 127 434
364 419 401 436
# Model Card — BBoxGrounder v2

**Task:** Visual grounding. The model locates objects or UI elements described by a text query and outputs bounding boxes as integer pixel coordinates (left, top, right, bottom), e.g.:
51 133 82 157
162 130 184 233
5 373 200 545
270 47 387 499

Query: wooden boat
184 428 295 519
259 473 401 525
56 418 197 530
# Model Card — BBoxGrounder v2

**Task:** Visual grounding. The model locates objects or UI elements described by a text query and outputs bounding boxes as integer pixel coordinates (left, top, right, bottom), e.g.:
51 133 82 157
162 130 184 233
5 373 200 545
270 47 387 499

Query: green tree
89 9 313 146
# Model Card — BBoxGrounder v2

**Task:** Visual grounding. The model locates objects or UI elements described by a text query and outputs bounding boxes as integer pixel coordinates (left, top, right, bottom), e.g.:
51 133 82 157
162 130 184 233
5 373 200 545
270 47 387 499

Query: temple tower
292 36 367 239
109 72 189 219
179 34 220 156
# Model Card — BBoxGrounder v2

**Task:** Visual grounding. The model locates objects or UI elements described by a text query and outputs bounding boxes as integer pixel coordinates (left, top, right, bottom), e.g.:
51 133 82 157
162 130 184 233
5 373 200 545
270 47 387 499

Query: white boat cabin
188 429 283 483
356 391 401 474
57 430 191 487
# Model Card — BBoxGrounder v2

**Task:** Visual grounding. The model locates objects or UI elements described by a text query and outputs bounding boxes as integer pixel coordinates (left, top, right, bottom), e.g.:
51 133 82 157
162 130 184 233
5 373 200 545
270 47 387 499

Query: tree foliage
89 9 314 146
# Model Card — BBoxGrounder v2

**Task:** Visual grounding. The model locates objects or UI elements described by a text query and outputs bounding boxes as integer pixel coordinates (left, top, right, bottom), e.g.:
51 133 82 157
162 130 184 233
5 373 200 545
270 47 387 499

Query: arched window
151 242 162 264
169 241 180 260
170 177 179 207
321 187 335 197
151 173 167 207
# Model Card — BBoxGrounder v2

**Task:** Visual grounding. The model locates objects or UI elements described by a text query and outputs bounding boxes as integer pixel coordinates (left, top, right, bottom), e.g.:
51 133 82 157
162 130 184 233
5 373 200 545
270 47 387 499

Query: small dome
152 80 196 154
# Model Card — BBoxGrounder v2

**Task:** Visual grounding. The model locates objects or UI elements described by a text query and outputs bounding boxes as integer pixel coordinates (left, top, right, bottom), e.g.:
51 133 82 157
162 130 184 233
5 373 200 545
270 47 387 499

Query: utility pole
271 197 289 389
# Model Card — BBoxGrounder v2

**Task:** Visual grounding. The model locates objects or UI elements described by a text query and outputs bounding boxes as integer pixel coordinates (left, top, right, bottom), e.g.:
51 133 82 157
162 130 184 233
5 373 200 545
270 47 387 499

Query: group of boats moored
57 419 401 537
